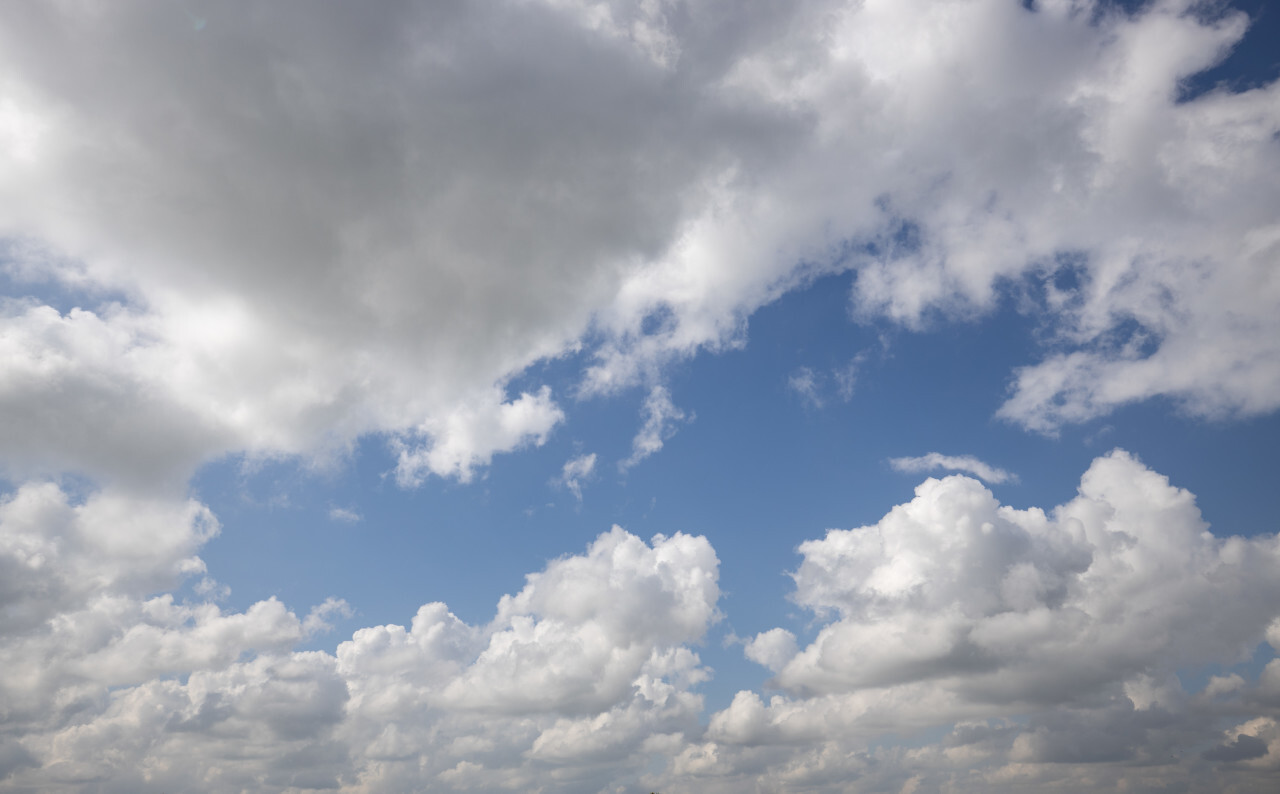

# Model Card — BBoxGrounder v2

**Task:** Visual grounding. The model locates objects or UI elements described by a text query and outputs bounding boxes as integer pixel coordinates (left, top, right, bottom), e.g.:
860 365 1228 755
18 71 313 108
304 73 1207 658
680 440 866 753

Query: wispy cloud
889 452 1018 484
327 506 362 524
619 386 688 472
787 367 823 408
788 356 864 408
557 452 597 501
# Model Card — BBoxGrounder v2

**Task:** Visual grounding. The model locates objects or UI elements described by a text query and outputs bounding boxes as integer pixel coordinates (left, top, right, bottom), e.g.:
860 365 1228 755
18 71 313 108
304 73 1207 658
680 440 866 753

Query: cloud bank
3 453 1279 791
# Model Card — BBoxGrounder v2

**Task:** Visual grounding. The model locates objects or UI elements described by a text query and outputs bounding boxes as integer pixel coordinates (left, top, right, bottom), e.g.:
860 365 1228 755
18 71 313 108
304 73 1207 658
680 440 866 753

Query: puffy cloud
1 492 721 792
889 452 1018 484
320 528 719 791
743 628 799 673
0 482 329 731
436 527 719 713
674 450 1280 791
393 385 565 486
0 481 215 638
6 454 1280 792
780 450 1280 699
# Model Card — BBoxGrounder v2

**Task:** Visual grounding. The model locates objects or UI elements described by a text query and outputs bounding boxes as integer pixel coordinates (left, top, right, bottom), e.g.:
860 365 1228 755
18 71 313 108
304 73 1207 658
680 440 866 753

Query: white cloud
671 449 1280 791
5 454 1280 791
558 452 598 501
779 450 1275 697
619 385 688 471
394 386 565 486
744 627 799 673
889 452 1018 484
1 492 721 792
328 506 362 524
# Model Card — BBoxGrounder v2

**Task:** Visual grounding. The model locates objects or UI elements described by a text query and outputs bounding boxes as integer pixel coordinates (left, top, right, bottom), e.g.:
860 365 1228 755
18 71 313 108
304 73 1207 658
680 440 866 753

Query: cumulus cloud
744 627 799 673
1 493 721 792
6 451 1280 791
619 385 689 471
672 450 1280 791
0 482 319 743
394 386 565 486
889 452 1018 484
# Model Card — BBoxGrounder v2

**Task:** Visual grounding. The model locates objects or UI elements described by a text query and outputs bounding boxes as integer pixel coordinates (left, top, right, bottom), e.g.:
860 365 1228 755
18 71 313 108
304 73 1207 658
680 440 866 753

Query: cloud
5 453 1280 790
889 452 1018 484
558 452 598 501
328 506 362 524
394 386 565 486
0 1 1278 790
1204 733 1268 762
788 357 864 408
834 357 860 401
788 367 823 408
779 450 1275 697
0 0 1268 494
744 627 799 673
619 385 689 472
1 490 721 792
673 449 1280 791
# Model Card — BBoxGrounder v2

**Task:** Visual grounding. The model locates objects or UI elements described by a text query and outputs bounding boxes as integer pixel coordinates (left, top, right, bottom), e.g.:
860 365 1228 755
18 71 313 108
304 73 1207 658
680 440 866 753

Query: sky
1 0 1279 792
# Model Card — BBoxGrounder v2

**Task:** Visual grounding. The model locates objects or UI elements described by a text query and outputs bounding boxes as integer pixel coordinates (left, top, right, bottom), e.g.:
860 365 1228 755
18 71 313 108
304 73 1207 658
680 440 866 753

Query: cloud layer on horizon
2 452 1279 791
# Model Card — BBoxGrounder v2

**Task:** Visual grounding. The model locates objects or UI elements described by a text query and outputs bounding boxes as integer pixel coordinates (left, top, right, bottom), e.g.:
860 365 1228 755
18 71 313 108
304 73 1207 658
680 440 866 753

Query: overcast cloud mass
1 0 1279 791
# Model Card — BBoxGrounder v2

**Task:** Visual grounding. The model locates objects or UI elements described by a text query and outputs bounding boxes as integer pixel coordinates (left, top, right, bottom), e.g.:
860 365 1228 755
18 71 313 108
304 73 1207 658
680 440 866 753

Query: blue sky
2 1 1280 792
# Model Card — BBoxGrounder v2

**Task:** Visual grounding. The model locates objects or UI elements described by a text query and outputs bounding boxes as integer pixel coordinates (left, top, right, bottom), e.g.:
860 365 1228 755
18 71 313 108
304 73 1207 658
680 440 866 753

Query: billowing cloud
4 452 1280 791
393 385 565 486
689 450 1280 791
0 489 721 792
889 452 1017 484
0 0 1271 493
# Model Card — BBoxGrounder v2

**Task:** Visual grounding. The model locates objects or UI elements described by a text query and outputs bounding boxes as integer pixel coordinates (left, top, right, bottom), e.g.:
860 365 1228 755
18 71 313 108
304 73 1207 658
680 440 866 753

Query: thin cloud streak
889 452 1018 484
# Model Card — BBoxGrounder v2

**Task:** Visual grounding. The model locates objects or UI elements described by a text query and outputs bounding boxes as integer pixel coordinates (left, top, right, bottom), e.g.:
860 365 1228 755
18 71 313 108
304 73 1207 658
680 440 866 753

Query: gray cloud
0 0 1271 493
